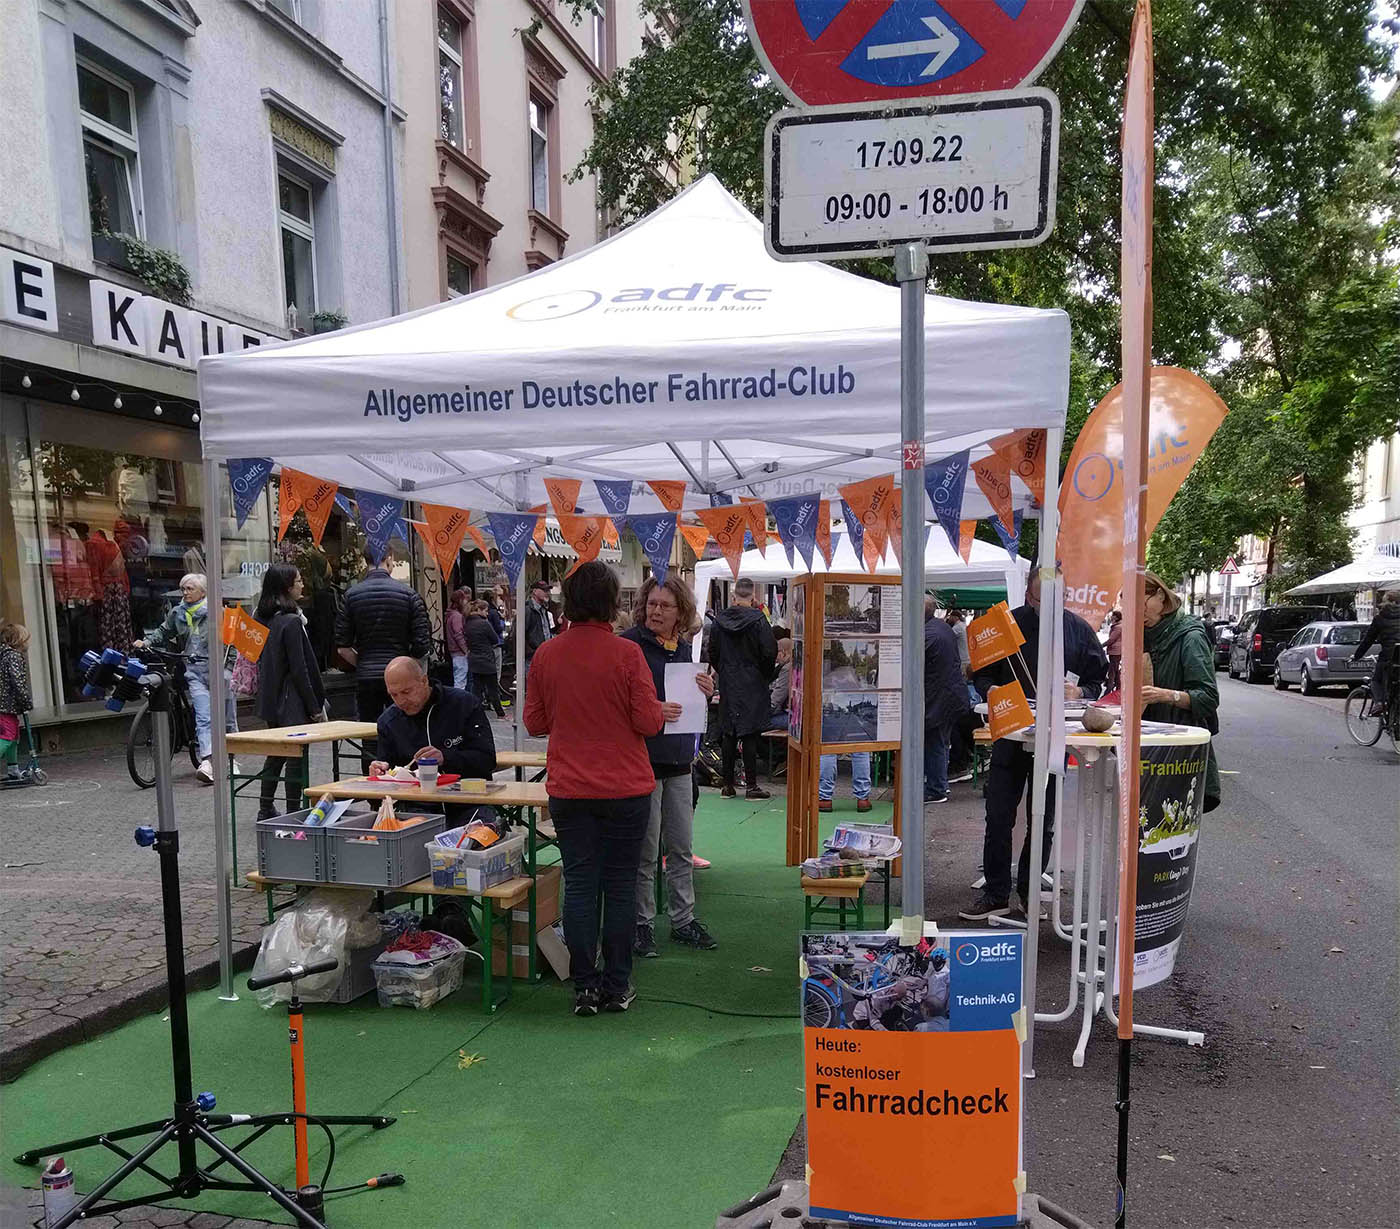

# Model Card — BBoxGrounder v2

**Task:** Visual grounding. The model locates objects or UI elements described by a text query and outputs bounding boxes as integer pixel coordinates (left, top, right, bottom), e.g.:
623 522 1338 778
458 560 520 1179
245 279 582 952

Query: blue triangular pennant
594 480 633 518
621 512 678 581
485 512 540 592
356 491 405 565
925 450 969 555
769 494 821 571
227 458 274 529
989 510 1023 561
840 497 865 562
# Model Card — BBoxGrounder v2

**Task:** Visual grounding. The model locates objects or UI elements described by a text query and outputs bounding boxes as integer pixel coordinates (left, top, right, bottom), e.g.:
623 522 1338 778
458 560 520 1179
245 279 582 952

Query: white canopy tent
1284 551 1400 596
194 176 1071 1035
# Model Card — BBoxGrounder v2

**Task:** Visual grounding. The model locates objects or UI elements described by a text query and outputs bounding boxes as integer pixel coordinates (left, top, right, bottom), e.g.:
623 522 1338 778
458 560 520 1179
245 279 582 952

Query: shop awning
1284 552 1400 596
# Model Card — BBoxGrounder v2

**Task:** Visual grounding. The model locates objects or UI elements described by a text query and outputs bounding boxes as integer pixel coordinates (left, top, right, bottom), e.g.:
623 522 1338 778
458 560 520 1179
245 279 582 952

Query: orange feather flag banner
678 521 711 557
838 474 895 569
739 498 769 551
988 429 1048 507
971 454 1015 528
530 505 547 548
544 477 582 518
695 505 750 578
958 520 976 564
816 500 834 566
648 480 687 512
277 468 339 545
557 514 609 575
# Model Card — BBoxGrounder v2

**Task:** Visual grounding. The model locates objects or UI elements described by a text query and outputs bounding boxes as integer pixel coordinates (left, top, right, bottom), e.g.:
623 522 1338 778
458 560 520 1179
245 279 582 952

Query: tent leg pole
202 458 237 1001
514 473 527 753
895 241 928 926
1024 424 1063 1073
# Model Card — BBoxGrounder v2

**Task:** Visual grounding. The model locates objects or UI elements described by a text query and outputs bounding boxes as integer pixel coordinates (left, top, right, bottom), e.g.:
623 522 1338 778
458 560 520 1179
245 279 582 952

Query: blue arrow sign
835 0 984 88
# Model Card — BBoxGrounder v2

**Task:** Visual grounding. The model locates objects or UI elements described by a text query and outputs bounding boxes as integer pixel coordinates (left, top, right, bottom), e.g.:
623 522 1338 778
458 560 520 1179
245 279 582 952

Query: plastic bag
249 888 376 1006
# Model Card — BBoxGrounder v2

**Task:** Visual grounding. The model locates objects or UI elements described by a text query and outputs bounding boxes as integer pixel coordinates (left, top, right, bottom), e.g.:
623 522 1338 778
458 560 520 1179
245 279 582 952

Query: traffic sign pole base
715 1182 1100 1228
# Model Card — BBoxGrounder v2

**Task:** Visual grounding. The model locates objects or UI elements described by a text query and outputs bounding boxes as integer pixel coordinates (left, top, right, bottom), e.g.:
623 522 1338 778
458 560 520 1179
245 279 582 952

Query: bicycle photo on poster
802 933 950 1033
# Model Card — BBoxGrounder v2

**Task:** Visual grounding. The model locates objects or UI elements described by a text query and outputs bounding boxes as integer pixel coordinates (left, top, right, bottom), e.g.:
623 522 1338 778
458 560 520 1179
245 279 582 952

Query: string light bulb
70 387 81 401
153 403 163 416
113 395 123 409
191 411 200 423
21 374 32 389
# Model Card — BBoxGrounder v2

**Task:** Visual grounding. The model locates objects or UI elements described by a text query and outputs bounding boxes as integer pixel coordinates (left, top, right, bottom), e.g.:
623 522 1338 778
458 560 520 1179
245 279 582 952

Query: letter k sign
90 279 145 355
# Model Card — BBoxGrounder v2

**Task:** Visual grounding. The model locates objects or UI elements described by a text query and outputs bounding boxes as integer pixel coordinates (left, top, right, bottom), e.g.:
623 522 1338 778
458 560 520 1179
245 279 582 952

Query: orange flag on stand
987 680 1034 740
989 429 1048 507
739 498 769 551
648 480 687 512
696 506 750 578
971 455 1015 529
557 514 608 575
839 474 894 569
816 500 834 567
278 468 339 545
958 520 976 564
544 478 582 518
530 505 548 548
967 604 1025 672
220 606 269 663
678 522 711 557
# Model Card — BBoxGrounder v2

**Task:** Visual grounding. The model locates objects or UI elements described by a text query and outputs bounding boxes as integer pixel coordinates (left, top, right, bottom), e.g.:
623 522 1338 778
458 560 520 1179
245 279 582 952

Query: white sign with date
764 88 1059 261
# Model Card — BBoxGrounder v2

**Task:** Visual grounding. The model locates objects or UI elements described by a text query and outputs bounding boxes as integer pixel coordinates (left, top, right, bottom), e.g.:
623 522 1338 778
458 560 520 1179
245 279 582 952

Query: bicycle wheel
803 982 836 1028
126 704 165 789
1344 687 1383 747
182 698 202 769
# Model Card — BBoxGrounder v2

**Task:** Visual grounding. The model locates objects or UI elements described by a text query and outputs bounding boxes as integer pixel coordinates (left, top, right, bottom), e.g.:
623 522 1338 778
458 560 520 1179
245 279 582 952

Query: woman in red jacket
524 561 672 1017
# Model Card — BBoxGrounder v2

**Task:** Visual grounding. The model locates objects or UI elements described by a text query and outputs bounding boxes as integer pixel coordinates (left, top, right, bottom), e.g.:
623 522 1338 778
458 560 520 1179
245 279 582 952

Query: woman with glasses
619 575 718 959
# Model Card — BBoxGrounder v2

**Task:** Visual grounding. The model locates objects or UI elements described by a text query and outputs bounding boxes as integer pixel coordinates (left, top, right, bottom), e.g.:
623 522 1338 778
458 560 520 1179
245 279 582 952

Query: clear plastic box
372 935 467 1009
425 831 526 892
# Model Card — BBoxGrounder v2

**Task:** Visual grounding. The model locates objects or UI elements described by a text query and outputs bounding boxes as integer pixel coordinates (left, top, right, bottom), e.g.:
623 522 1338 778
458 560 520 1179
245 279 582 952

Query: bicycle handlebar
247 958 340 991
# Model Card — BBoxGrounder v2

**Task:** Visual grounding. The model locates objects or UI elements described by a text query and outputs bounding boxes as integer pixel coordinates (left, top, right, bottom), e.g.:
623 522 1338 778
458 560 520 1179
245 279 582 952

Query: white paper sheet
663 663 708 734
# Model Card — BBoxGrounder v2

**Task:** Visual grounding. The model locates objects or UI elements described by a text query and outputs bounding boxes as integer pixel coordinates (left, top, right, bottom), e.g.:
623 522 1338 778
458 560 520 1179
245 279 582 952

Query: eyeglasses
646 599 677 611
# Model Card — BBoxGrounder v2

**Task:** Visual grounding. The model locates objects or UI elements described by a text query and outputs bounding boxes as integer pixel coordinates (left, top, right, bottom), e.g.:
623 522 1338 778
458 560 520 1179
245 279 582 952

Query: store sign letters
1 245 272 367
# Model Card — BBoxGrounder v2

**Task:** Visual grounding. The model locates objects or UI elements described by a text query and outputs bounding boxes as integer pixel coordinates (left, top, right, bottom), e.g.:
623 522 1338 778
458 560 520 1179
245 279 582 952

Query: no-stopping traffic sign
744 0 1085 106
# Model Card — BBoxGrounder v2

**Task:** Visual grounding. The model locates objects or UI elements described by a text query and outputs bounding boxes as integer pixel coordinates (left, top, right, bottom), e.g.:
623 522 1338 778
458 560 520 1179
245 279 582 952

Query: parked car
1273 622 1378 694
1213 623 1236 670
1228 605 1332 683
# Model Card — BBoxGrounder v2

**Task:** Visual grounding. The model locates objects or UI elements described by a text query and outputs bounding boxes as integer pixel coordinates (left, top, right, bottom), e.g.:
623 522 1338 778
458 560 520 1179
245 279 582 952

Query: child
0 621 34 781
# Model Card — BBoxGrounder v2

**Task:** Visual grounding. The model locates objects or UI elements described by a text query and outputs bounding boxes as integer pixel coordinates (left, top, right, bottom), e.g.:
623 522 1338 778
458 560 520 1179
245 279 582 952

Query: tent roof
196 176 1069 518
695 531 1027 586
1284 552 1400 596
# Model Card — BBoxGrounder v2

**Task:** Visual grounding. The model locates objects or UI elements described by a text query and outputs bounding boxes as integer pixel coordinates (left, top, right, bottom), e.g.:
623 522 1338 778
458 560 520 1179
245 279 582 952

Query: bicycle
1344 645 1399 754
125 648 201 788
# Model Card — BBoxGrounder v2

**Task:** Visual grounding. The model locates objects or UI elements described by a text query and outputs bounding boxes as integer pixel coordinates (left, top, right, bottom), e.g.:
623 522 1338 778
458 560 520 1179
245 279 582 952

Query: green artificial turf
1 791 892 1229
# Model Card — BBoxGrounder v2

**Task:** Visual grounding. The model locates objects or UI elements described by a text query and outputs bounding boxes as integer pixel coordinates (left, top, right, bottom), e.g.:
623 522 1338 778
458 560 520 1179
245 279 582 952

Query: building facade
1 0 402 727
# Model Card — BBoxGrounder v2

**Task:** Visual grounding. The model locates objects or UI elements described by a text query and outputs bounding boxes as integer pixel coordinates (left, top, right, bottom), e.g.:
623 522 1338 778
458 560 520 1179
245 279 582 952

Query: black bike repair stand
14 662 396 1228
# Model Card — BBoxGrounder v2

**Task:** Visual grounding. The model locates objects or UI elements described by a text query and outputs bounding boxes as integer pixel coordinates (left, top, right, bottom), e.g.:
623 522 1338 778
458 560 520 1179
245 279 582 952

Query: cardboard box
491 864 562 978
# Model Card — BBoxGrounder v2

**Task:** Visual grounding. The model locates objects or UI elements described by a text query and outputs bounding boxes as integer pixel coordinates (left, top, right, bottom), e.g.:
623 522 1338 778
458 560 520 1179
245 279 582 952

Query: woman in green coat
1139 570 1222 812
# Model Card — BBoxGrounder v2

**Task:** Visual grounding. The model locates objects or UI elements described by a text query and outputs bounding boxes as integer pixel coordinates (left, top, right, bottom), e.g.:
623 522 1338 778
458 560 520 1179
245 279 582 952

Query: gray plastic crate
330 937 388 1003
255 805 377 883
325 812 446 887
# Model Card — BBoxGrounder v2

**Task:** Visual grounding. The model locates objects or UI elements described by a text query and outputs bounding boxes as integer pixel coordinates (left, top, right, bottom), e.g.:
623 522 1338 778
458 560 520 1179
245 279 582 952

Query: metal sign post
896 241 929 921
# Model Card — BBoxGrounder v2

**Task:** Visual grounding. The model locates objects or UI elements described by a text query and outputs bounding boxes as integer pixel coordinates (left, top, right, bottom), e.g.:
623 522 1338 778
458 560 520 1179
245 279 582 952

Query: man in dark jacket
523 580 554 666
1352 590 1400 708
367 657 496 779
709 579 779 800
962 571 1109 922
924 597 972 804
335 550 432 768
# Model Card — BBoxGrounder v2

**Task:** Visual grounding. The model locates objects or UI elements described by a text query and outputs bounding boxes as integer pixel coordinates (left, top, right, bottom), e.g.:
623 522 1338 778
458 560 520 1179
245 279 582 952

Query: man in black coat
335 550 432 768
1352 590 1400 708
708 579 779 800
924 597 972 804
367 657 497 779
962 571 1108 922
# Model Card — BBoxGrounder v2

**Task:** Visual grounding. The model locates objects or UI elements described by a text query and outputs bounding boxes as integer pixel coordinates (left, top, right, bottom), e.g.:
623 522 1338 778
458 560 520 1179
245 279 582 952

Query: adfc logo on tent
507 283 773 321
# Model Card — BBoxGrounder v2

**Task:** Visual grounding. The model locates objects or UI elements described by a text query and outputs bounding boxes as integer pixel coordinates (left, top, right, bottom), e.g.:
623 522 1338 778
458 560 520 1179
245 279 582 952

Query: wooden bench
245 869 538 1013
973 727 994 787
760 728 788 780
801 871 869 930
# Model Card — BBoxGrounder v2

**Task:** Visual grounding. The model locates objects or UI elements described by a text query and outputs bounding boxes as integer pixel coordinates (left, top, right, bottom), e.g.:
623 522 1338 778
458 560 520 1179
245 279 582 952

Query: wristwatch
1176 690 1187 707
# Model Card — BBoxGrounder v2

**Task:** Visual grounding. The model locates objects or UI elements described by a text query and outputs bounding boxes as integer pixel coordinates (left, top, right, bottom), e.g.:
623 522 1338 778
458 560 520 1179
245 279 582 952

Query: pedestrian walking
708 578 779 800
0 620 34 784
465 600 505 716
445 587 473 693
924 596 971 804
1105 609 1124 692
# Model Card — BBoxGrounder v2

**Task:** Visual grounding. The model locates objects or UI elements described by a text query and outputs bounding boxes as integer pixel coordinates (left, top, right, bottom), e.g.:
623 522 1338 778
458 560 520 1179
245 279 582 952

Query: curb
1 940 260 1084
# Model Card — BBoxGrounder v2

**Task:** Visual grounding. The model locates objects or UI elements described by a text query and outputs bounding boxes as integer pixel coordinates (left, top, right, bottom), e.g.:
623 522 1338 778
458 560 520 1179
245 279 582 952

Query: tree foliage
573 1 1399 581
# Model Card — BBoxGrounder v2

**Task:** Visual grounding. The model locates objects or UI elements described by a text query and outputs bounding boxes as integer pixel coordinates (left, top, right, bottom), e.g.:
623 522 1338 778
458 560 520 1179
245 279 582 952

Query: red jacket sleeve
626 642 666 737
523 652 550 736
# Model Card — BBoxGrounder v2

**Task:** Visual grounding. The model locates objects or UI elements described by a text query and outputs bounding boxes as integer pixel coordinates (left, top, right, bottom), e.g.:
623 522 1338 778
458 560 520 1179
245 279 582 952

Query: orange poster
543 477 581 518
1057 367 1228 623
967 605 1023 673
802 930 1024 1228
958 519 976 564
989 429 1048 507
970 455 1014 529
419 502 471 579
696 506 750 578
987 680 1034 740
220 607 269 663
557 514 608 575
647 479 687 512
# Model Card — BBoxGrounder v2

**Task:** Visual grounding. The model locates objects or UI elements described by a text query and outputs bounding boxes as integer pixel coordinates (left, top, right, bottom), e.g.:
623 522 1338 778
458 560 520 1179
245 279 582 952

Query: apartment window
78 60 142 239
445 252 474 298
438 8 466 148
1382 437 1394 500
591 10 607 67
278 172 316 327
529 96 550 214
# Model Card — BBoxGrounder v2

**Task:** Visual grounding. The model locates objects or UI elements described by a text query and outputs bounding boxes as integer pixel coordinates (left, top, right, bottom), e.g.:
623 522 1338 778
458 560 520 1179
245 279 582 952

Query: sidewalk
0 718 544 1081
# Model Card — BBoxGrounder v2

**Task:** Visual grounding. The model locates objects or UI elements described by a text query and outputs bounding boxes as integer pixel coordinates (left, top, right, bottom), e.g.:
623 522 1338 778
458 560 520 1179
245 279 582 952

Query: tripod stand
15 657 399 1228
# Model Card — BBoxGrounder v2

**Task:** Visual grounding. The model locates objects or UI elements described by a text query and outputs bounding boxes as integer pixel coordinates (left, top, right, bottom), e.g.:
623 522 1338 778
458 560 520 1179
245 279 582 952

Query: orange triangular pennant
862 528 883 573
739 498 769 551
420 503 471 580
886 490 903 567
971 455 1015 528
544 477 582 519
648 480 687 512
278 468 338 545
678 522 711 557
465 521 489 556
958 520 976 564
816 500 833 567
839 474 895 568
602 518 619 548
695 506 750 578
557 514 608 576
530 505 547 548
989 429 1047 506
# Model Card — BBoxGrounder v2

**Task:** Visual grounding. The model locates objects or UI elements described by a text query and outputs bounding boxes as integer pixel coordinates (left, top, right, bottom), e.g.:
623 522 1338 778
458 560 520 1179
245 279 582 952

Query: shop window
439 7 466 149
445 252 474 298
529 95 551 214
278 171 317 329
78 58 143 241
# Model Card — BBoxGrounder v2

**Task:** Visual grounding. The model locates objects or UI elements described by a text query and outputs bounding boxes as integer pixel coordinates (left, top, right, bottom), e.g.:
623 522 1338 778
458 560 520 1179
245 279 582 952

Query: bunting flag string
840 497 865 563
594 479 633 518
356 490 406 564
816 500 834 567
988 429 1048 506
971 454 1015 528
557 514 609 575
620 512 678 581
544 477 582 518
838 474 894 571
278 468 339 545
925 450 970 554
958 519 977 564
485 512 540 591
228 458 274 530
648 479 687 512
769 494 821 570
417 503 472 580
695 505 751 578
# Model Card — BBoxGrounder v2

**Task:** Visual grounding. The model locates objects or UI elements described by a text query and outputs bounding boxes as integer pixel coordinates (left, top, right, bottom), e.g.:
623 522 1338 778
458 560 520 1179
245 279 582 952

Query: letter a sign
744 0 1085 105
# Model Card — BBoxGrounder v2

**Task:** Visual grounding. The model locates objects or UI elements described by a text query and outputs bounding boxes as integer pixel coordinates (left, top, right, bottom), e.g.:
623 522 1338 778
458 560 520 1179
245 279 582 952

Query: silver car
1273 622 1377 694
